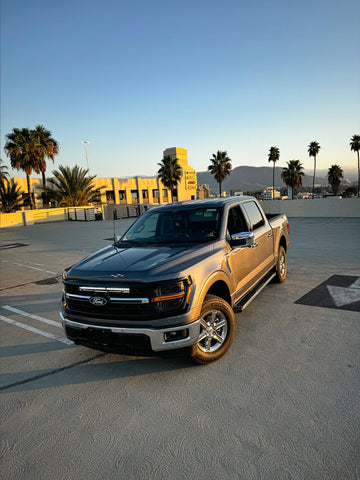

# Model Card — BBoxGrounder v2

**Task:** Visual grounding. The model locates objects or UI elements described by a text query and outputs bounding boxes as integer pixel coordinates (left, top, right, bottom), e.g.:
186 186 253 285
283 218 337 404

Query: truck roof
149 196 256 212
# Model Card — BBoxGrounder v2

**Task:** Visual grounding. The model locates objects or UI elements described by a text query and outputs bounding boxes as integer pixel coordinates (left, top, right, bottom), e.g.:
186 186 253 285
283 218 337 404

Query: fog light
164 329 189 342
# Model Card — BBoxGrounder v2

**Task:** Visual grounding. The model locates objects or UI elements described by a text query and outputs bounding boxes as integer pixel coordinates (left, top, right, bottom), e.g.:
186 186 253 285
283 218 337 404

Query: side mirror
230 231 254 247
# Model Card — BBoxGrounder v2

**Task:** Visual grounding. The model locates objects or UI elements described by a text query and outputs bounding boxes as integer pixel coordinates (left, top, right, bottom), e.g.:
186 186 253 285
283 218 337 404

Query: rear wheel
190 295 235 365
275 246 287 283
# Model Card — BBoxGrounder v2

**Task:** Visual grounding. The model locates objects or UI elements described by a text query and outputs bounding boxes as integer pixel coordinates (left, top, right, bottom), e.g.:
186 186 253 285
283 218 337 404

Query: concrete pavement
0 218 359 480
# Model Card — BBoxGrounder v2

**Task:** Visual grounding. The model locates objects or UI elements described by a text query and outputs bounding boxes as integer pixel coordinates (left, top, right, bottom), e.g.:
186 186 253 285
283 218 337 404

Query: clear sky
1 0 359 179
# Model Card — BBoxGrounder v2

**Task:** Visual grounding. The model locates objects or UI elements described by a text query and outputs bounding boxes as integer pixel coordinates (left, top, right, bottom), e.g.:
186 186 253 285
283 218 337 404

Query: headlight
61 266 72 283
152 281 186 302
151 279 192 313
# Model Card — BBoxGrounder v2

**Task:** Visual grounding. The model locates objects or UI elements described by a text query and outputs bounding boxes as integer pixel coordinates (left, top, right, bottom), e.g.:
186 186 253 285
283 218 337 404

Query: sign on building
185 170 196 190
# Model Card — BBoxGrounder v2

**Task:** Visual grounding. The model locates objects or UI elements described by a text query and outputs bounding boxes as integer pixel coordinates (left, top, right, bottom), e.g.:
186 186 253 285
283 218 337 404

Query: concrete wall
0 206 99 228
261 197 360 217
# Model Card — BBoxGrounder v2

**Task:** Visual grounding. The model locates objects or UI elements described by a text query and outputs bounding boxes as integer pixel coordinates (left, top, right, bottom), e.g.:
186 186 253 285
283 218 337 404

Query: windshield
121 207 221 245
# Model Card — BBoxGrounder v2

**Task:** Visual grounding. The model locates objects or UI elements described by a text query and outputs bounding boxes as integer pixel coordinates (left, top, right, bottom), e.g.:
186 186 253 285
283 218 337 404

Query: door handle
251 242 259 248
267 233 273 238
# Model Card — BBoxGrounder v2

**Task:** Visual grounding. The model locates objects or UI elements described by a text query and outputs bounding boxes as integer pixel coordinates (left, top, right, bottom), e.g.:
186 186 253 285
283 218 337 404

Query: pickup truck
61 197 289 364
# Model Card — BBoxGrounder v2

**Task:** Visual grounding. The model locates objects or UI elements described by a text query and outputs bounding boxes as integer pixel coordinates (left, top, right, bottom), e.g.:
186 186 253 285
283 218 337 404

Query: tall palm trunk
357 151 360 198
26 174 34 209
219 182 222 197
312 156 316 195
272 162 275 200
42 170 49 207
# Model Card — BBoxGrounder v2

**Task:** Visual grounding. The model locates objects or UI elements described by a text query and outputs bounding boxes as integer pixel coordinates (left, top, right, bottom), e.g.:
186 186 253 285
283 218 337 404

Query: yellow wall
9 147 197 207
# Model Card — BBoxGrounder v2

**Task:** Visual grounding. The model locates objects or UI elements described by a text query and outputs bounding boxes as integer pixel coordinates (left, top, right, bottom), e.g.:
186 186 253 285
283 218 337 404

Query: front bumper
61 313 201 352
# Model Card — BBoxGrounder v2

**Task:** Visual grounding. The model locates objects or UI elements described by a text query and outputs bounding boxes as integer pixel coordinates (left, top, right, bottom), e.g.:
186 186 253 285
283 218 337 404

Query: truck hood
67 242 215 282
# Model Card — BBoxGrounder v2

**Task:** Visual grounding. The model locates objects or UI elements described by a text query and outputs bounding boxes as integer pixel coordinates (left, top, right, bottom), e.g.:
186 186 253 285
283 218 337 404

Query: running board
234 272 276 311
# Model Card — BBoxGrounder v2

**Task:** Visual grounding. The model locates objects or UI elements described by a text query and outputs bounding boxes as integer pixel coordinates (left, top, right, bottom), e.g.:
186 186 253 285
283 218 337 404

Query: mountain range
196 166 357 193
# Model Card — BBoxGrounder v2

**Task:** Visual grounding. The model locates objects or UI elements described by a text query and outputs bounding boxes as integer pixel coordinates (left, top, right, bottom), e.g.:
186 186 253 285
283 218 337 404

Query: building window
152 189 159 198
131 190 138 199
106 191 115 203
119 190 126 200
142 189 148 199
163 189 168 197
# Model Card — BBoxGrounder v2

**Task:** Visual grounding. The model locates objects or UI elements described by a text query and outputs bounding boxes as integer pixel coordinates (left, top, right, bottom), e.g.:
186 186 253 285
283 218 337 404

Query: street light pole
81 141 90 170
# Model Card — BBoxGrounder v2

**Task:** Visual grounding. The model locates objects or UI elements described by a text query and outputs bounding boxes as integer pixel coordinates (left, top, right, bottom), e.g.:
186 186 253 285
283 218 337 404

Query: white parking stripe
0 315 74 345
12 263 57 275
18 260 46 266
2 305 62 328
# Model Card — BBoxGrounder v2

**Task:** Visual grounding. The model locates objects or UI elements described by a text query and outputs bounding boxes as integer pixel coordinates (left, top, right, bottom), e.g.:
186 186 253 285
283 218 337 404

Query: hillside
196 166 356 194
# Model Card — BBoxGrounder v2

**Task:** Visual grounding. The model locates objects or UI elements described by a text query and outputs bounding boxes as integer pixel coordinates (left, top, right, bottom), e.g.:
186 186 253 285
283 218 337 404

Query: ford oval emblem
89 296 108 306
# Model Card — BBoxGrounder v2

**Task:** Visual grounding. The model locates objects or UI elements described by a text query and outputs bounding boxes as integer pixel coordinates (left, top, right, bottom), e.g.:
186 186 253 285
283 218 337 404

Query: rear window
241 202 265 230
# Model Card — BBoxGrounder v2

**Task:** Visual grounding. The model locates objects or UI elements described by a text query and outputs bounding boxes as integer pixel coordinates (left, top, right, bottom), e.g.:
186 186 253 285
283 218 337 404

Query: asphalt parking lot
1 217 359 480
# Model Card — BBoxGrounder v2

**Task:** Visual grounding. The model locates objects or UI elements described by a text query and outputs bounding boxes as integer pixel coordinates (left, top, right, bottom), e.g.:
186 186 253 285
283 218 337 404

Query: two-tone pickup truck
61 197 289 364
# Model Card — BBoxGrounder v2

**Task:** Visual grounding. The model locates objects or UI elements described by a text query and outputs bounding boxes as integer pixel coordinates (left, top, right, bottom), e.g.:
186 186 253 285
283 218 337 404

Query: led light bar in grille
79 286 130 293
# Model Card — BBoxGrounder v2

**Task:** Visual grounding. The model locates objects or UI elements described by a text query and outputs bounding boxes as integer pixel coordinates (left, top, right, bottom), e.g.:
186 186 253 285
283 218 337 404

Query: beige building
10 147 197 208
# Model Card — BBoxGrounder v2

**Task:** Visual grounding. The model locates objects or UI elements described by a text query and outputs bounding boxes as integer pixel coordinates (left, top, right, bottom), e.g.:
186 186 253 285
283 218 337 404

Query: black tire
190 294 235 365
275 245 287 283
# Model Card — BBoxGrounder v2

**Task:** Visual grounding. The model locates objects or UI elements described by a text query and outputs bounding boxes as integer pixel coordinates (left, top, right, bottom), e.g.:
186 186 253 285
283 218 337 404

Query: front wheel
190 295 235 365
275 245 287 283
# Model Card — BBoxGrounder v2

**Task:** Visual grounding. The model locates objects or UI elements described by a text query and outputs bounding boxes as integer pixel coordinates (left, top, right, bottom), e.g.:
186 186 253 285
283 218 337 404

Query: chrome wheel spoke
198 331 208 342
205 337 212 352
209 311 217 326
215 319 226 330
212 331 224 344
200 318 208 330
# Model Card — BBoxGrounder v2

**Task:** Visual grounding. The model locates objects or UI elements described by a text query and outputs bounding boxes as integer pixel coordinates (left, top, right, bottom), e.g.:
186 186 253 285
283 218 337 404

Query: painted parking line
1 259 57 275
13 263 57 275
0 315 73 345
2 305 62 328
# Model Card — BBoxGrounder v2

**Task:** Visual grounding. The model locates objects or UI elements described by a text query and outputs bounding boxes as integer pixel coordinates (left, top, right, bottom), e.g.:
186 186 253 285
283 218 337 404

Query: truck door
240 201 274 282
225 205 259 301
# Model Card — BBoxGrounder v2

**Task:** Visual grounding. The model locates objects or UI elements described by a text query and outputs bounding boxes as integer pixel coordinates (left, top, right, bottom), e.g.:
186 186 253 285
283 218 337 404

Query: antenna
113 208 117 244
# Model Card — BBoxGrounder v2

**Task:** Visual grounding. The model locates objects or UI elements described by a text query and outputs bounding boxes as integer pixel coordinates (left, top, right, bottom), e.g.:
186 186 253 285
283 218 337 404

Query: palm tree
40 165 103 206
308 141 321 196
157 155 183 202
4 128 41 209
208 150 232 197
0 159 9 184
32 125 59 186
350 134 360 197
327 164 343 195
267 146 280 200
281 160 305 197
0 179 23 213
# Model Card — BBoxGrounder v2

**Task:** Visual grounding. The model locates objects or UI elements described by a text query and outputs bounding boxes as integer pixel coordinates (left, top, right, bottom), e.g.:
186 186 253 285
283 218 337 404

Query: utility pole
81 141 90 170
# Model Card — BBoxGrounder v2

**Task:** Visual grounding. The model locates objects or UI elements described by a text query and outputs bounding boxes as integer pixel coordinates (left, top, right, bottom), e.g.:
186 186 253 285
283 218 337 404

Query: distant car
61 197 289 364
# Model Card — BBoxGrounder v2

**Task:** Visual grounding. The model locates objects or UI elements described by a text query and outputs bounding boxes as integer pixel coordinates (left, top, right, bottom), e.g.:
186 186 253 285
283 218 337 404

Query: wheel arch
198 273 232 308
279 235 288 252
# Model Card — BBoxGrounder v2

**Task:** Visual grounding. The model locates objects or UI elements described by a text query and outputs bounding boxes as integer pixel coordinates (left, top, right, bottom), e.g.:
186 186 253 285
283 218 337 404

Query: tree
343 186 357 198
208 150 232 197
32 125 59 207
281 160 305 196
4 128 41 209
0 159 9 184
308 141 321 196
350 134 360 197
40 165 103 206
32 125 59 185
0 180 23 213
327 164 343 195
267 146 280 200
157 156 182 202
